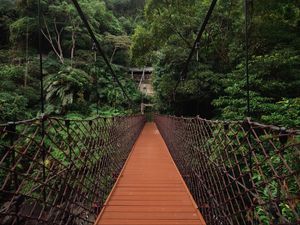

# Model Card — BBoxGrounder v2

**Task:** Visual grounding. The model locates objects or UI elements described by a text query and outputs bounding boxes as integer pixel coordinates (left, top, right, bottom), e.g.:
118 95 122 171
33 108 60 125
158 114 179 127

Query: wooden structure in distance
129 67 154 96
94 123 206 225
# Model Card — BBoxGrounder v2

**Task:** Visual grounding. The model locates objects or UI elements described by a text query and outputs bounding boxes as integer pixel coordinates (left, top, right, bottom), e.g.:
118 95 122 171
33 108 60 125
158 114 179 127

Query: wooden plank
94 123 206 225
101 212 200 220
107 200 192 206
104 206 196 212
110 195 189 201
99 219 203 225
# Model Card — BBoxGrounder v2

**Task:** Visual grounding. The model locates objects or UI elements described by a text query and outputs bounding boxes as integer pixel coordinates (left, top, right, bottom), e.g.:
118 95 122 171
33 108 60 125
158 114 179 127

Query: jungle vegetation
0 0 145 122
0 2 299 224
0 0 299 128
131 0 300 127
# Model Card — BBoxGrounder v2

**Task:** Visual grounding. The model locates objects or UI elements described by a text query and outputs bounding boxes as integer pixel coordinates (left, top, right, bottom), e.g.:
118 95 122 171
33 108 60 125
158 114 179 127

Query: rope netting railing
0 115 145 225
155 115 300 225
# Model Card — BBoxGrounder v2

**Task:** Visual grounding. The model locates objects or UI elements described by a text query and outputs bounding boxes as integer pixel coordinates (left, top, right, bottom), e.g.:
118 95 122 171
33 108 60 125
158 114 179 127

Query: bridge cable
245 0 251 117
245 0 254 220
38 0 44 114
173 0 218 97
25 0 29 88
70 0 134 107
37 0 47 204
92 43 100 115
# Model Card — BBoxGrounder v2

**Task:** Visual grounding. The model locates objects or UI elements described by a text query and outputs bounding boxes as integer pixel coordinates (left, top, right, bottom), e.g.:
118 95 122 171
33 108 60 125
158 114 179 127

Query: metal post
38 0 44 114
38 0 47 204
277 128 288 224
40 116 46 204
244 15 252 223
8 122 20 224
243 117 254 223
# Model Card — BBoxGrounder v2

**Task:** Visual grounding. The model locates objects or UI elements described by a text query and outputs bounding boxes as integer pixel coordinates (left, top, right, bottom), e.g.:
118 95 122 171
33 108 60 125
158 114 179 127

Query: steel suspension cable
70 0 133 106
38 0 44 114
37 0 47 204
25 0 29 87
245 0 251 116
173 0 218 95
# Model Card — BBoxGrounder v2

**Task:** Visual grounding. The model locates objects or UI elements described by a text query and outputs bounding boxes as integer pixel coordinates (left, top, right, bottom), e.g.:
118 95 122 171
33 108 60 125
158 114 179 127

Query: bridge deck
95 123 205 225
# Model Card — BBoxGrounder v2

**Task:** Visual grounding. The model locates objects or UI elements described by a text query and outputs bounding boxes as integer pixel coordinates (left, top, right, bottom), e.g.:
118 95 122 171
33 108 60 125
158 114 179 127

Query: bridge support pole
7 122 20 224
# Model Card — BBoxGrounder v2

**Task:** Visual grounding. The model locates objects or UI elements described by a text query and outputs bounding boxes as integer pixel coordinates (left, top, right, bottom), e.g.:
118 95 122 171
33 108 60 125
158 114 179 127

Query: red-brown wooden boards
94 123 206 225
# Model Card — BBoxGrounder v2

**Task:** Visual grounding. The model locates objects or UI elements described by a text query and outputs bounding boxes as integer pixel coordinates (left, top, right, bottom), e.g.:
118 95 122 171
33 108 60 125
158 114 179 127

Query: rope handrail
155 114 300 225
0 114 145 127
0 115 146 225
159 114 300 135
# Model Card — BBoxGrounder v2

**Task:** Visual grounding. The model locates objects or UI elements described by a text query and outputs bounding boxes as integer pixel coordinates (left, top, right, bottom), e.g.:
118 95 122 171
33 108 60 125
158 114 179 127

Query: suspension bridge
0 115 299 224
0 0 299 225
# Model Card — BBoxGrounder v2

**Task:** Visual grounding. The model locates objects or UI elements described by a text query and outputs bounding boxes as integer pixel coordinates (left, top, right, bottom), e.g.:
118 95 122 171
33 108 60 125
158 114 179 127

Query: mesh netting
155 115 300 225
0 115 145 225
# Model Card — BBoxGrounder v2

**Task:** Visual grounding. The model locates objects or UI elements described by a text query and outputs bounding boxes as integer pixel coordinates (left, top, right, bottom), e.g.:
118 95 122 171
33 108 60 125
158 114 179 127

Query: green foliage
261 98 300 128
0 0 146 121
1 0 299 128
0 92 28 121
95 66 141 109
0 1 16 47
105 0 145 17
0 64 39 122
9 16 36 43
0 64 23 85
45 66 92 114
131 25 155 66
213 48 300 127
131 0 300 126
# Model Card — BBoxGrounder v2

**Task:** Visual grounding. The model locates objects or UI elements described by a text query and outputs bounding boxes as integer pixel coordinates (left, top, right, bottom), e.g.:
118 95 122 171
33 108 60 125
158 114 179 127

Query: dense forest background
0 0 299 127
0 0 146 122
131 0 300 127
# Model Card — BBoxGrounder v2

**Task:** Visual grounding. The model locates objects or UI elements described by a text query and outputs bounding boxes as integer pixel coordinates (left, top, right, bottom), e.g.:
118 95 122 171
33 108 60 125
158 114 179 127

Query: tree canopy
130 0 300 127
0 0 146 122
0 0 299 128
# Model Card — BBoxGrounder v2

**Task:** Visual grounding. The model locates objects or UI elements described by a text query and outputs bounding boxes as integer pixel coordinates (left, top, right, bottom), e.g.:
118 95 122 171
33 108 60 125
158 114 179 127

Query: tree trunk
41 17 64 64
70 29 76 67
110 47 118 64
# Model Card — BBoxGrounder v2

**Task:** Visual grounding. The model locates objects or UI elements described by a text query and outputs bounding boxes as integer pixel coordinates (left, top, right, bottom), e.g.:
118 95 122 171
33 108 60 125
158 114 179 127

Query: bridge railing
155 115 300 225
0 115 145 225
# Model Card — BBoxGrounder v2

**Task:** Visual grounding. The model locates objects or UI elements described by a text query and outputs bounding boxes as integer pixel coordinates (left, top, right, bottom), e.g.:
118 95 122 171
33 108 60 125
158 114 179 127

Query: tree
45 66 92 114
0 0 17 48
131 0 300 123
105 34 131 64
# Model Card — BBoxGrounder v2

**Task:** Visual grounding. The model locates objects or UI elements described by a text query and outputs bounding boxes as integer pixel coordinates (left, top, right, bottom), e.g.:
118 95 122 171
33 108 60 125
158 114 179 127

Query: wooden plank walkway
94 123 206 225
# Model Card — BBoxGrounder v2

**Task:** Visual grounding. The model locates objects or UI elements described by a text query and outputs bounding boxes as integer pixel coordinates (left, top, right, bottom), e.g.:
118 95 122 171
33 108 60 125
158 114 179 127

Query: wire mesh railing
0 115 145 225
155 115 300 225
